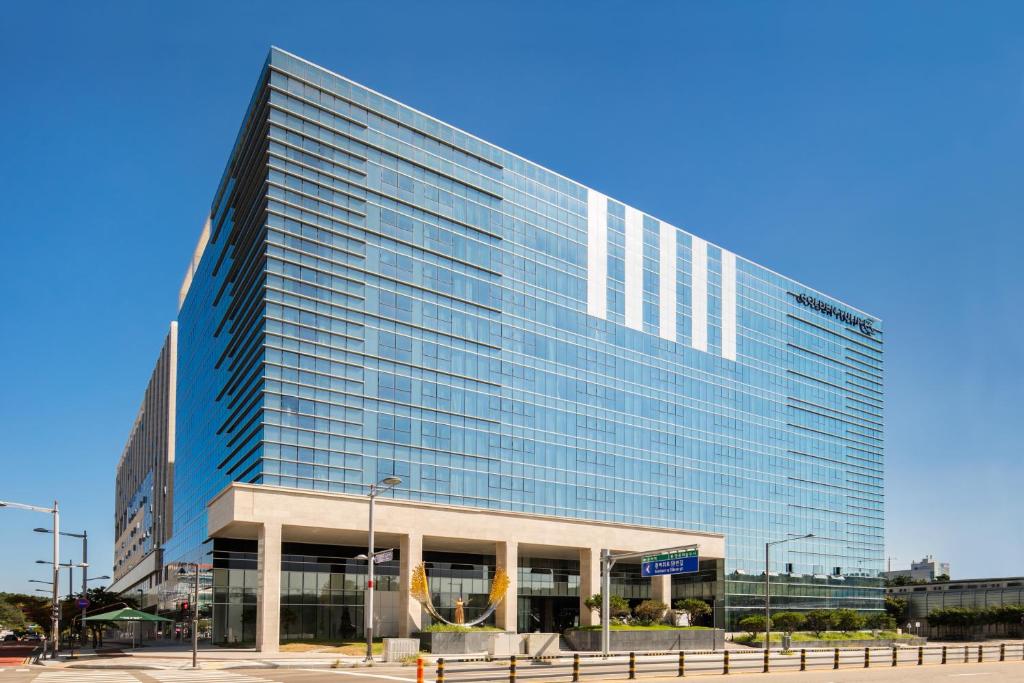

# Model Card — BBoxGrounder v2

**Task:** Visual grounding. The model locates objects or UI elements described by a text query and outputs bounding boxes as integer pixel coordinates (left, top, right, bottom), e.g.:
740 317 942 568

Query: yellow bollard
1000 643 1005 662
509 654 517 683
723 649 730 675
864 647 870 668
892 645 897 667
978 645 983 663
800 649 806 671
834 647 840 670
677 651 685 677
763 649 769 673
628 652 636 680
918 646 923 666
436 657 445 683
573 653 580 682
942 645 947 665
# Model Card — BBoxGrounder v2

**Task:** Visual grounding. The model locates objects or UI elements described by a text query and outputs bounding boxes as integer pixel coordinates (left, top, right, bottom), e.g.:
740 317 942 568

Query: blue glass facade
166 48 884 630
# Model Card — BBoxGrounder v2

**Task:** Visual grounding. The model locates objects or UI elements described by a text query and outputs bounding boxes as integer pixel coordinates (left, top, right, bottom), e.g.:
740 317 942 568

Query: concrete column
652 574 672 609
495 540 518 632
579 546 601 627
255 522 282 653
398 532 423 637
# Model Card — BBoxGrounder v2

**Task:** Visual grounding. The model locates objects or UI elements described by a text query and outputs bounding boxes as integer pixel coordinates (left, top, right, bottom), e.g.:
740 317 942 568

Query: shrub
633 600 668 626
865 613 897 630
832 608 866 632
737 614 771 637
804 610 834 636
771 612 806 633
584 594 630 622
673 599 712 625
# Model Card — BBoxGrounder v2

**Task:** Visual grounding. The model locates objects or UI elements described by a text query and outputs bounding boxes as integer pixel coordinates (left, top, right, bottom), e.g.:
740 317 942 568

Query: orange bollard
416 657 424 683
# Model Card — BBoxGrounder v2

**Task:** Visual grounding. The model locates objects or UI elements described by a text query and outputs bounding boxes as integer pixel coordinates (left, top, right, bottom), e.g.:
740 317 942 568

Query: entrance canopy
83 608 172 623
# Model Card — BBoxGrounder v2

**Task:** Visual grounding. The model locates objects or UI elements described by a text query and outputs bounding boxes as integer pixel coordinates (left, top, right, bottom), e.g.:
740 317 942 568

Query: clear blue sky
1 1 1021 594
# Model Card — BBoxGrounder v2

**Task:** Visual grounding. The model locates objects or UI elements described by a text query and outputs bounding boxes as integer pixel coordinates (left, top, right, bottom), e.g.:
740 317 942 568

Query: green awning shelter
83 608 172 623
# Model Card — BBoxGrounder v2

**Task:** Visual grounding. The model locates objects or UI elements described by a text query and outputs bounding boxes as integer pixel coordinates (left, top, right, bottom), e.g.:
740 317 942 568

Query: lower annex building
114 48 886 648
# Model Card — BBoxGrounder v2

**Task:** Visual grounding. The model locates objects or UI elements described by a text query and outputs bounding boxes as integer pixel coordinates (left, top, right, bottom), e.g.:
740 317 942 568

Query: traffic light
180 600 190 619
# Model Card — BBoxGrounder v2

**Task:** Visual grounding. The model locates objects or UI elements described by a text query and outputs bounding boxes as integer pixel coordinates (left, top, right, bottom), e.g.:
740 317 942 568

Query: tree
83 587 140 646
737 615 771 637
584 594 630 622
804 610 834 637
885 576 927 587
0 593 51 636
673 599 712 626
934 574 950 583
865 613 897 630
832 608 865 632
633 600 667 626
885 596 908 623
0 598 28 631
771 612 806 634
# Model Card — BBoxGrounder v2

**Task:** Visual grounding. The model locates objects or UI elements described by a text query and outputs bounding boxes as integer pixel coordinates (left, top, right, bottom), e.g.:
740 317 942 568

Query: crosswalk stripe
37 673 139 682
143 672 272 682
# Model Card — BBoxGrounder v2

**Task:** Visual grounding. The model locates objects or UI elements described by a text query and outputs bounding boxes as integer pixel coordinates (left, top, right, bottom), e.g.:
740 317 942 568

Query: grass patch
573 624 712 631
280 639 384 655
735 630 917 644
422 624 502 632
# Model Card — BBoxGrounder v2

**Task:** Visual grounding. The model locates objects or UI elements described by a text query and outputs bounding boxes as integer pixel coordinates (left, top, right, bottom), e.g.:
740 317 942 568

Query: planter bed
564 628 723 652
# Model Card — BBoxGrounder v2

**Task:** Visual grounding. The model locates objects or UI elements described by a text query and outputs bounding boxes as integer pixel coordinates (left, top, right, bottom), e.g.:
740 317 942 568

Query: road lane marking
302 669 415 682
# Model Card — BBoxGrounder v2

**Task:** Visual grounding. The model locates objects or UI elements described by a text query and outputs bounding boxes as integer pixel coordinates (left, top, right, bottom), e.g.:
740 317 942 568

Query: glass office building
160 47 884 638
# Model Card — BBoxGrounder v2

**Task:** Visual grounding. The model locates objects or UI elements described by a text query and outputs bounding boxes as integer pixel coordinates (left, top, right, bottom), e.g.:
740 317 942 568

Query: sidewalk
38 641 380 670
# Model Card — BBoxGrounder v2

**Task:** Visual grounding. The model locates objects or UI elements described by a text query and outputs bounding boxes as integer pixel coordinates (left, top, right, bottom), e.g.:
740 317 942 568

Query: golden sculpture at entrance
409 562 510 626
454 597 465 625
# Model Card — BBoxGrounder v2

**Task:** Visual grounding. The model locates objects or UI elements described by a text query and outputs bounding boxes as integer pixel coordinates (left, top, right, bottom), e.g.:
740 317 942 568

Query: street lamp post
135 589 144 648
35 528 88 643
177 563 201 668
360 476 402 664
2 499 60 657
764 534 814 654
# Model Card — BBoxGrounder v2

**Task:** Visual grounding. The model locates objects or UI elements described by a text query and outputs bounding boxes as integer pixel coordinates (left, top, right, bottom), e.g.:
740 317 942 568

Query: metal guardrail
417 642 1024 682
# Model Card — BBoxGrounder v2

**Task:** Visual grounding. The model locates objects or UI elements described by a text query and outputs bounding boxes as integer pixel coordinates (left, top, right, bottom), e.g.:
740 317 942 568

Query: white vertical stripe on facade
721 250 737 361
586 189 608 319
624 206 644 330
691 236 708 352
658 223 677 342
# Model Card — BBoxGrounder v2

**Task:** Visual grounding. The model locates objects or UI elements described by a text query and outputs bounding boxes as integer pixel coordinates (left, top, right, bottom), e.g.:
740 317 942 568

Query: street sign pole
599 544 699 655
601 549 612 656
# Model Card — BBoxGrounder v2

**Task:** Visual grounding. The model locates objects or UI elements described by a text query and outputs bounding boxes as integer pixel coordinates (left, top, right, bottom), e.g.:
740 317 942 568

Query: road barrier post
864 647 870 668
891 646 897 667
509 654 517 683
629 652 636 680
799 649 806 671
763 648 769 673
416 657 424 683
573 653 580 682
918 646 923 666
941 646 947 665
978 645 983 663
723 649 730 675
1000 643 1005 662
436 657 445 683
678 651 685 677
964 645 969 664
833 648 839 669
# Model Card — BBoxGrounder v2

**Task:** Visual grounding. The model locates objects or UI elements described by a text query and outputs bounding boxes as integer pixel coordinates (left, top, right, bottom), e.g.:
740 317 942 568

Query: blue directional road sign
640 549 699 577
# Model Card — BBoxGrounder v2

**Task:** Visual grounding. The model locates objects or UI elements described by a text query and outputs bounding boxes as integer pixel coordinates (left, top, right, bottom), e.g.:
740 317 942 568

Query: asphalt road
0 660 1021 683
